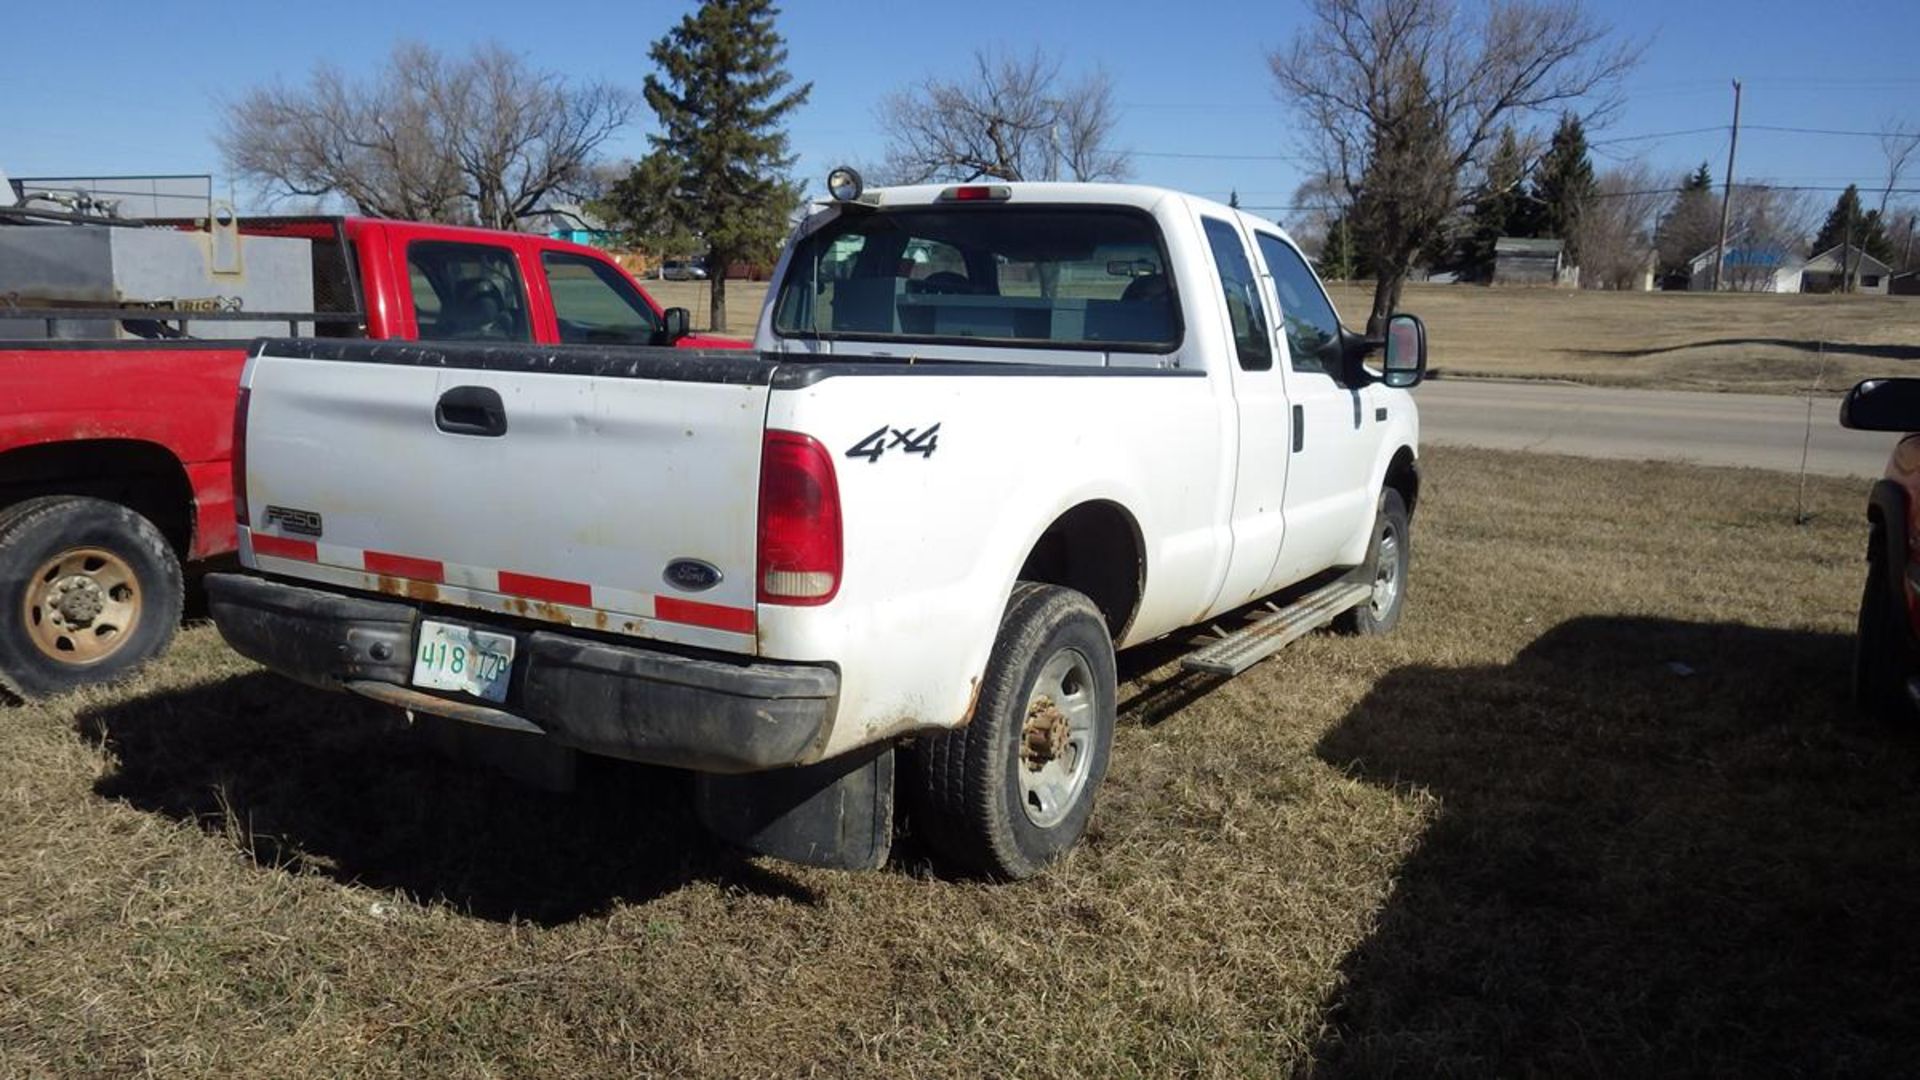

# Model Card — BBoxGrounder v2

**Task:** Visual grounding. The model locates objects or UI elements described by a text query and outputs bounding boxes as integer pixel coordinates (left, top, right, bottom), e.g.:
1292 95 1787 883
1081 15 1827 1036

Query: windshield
773 206 1180 351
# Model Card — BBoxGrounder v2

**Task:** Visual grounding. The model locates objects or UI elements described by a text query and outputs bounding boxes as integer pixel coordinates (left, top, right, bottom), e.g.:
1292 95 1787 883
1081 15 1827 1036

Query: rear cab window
1200 217 1272 371
542 251 663 346
773 206 1182 353
405 241 532 342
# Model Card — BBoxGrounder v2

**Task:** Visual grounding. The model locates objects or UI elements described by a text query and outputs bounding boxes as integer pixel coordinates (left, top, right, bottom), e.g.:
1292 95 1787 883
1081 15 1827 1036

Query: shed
1891 270 1920 297
1802 244 1893 295
1492 237 1564 286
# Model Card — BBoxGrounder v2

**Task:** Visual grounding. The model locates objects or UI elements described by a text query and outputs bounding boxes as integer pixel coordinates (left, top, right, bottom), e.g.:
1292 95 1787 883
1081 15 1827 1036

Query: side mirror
661 306 691 344
1841 377 1920 432
1380 313 1427 389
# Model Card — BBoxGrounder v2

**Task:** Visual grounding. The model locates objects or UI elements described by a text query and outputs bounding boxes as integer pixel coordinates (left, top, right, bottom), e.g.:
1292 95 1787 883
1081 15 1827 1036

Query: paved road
1417 378 1897 478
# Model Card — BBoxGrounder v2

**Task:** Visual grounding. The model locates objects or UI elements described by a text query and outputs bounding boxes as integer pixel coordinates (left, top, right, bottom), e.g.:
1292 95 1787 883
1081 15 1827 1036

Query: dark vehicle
1839 377 1920 720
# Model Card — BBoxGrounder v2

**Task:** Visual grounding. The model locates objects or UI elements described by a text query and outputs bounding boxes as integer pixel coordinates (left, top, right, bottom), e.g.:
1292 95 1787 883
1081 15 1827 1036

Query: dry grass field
1328 283 1920 395
648 277 1920 396
5 447 1916 1077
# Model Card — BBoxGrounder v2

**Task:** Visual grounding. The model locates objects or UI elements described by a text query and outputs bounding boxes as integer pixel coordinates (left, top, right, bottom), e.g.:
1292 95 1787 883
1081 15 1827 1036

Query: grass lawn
1328 282 1920 395
645 274 1920 397
5 448 1914 1076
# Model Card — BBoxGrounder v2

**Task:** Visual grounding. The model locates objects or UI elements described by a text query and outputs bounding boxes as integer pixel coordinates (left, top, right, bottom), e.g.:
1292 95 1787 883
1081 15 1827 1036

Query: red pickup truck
0 213 741 698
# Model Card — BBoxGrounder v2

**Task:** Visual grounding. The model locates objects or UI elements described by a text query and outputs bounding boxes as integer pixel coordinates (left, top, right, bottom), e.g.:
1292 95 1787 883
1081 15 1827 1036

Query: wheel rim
1017 647 1097 829
24 547 142 665
1370 524 1401 618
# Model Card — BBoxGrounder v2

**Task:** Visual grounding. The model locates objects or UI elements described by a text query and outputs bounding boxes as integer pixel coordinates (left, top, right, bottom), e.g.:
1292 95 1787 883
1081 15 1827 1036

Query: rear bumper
205 573 838 773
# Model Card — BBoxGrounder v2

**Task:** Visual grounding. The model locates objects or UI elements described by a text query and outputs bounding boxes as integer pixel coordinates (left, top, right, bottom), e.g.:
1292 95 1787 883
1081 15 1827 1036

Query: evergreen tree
1461 126 1528 280
1530 113 1596 263
626 0 809 331
1654 162 1719 282
1810 184 1894 265
1317 213 1369 280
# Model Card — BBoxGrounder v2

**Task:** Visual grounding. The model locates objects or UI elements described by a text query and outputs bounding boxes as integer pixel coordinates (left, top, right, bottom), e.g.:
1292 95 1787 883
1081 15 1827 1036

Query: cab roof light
939 184 1012 202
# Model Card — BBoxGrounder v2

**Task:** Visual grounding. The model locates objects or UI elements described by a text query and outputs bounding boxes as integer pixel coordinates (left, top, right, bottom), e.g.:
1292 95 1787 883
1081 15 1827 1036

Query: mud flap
693 744 894 871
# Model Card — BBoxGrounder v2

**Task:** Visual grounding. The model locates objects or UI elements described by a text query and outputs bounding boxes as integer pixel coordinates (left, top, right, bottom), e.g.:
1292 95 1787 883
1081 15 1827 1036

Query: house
1891 270 1920 296
521 203 619 249
1801 244 1893 294
1493 237 1565 286
1686 242 1805 292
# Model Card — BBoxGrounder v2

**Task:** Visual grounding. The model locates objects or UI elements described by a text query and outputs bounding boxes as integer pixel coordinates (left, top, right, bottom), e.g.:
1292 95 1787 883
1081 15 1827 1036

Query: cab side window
406 241 531 342
1201 217 1272 371
1255 233 1342 379
542 252 663 345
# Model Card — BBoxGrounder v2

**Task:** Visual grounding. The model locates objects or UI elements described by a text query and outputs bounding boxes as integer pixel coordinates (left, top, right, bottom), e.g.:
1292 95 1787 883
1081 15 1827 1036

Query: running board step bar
1180 581 1373 677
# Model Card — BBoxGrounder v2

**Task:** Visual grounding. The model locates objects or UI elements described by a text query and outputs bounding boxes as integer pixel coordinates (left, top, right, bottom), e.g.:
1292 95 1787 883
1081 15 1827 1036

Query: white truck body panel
234 181 1420 766
239 350 769 654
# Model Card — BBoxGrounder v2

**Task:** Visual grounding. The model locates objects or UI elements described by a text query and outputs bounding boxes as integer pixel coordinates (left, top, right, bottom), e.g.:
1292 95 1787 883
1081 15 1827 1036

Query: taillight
757 430 842 605
232 385 251 526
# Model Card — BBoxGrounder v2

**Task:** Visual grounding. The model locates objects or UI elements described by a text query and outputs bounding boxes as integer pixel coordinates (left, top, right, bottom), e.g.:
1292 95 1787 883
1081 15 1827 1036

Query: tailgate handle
435 386 508 437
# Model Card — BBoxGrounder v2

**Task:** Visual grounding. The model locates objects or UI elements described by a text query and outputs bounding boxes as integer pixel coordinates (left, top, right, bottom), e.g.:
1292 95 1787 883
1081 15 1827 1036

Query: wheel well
1385 446 1420 516
1016 501 1144 641
0 440 195 556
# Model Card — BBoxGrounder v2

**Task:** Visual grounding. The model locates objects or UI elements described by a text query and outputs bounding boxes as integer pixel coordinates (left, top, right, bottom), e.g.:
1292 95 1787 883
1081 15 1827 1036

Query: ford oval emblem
664 558 723 592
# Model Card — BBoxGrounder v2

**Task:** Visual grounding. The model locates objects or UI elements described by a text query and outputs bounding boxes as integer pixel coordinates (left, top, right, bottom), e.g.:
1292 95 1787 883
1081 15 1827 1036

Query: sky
5 0 1918 222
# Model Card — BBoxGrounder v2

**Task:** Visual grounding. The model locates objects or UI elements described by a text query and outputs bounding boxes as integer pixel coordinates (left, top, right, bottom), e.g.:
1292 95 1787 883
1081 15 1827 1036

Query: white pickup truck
207 176 1426 878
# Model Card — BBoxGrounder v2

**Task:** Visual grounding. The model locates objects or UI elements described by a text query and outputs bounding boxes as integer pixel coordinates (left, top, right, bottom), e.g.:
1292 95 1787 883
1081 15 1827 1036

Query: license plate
411 620 516 703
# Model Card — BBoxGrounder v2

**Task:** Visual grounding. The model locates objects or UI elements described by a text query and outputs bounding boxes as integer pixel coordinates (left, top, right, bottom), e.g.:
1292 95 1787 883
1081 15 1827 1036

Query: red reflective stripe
655 596 756 634
251 533 317 561
498 570 592 608
363 550 445 582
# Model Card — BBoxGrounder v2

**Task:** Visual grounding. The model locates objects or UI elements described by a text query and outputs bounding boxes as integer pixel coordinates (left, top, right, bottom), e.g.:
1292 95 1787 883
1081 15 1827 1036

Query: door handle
1292 404 1304 452
435 385 508 437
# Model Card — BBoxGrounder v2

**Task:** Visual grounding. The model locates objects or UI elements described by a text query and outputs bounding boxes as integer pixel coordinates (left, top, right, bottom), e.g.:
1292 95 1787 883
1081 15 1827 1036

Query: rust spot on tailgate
374 574 442 603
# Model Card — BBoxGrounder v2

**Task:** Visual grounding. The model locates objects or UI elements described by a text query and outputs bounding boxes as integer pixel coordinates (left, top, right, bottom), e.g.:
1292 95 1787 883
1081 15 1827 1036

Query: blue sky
5 0 1918 220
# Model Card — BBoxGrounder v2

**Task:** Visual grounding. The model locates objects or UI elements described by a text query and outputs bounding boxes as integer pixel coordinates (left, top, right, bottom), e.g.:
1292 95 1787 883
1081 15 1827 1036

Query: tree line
219 0 1916 337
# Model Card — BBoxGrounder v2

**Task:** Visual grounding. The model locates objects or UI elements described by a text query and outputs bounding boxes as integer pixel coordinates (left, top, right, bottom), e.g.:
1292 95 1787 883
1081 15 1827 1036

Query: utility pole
1712 79 1742 292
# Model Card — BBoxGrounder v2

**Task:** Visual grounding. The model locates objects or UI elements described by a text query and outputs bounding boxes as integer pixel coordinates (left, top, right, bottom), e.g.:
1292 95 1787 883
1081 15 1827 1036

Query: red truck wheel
0 497 183 700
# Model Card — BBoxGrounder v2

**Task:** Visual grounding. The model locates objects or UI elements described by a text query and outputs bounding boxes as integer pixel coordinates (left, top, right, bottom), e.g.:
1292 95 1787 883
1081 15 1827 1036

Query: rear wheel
0 496 183 699
907 583 1116 880
1852 536 1916 724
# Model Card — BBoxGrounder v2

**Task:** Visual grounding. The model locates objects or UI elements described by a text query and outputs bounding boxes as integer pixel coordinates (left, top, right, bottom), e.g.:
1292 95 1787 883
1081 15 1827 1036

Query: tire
1852 538 1916 724
907 583 1118 880
0 496 184 700
1334 488 1411 636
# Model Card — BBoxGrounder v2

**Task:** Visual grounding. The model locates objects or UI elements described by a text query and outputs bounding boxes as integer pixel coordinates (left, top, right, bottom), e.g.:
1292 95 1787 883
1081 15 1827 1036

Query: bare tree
1573 162 1668 289
1719 185 1816 292
1272 0 1638 332
1879 117 1920 218
879 49 1130 183
220 42 632 229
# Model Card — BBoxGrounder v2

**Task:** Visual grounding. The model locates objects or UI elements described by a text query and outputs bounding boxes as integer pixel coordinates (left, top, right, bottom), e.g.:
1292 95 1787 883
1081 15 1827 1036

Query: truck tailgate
238 340 774 653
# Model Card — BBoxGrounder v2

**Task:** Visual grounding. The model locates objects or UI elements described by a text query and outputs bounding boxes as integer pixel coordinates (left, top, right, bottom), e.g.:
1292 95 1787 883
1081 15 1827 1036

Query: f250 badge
846 423 940 463
263 505 324 537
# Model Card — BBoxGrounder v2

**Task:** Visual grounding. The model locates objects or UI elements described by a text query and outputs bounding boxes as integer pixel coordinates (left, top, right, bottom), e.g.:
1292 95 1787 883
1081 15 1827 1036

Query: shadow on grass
1311 616 1920 1077
80 670 817 925
1570 338 1920 362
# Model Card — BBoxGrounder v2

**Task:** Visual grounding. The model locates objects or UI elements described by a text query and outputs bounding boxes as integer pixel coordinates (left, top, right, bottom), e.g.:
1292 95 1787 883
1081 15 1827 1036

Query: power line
1130 150 1310 162
1746 123 1920 139
1590 125 1728 146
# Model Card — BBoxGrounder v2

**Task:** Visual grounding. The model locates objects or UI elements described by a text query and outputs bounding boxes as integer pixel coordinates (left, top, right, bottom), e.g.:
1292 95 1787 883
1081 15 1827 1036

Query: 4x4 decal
846 423 941 463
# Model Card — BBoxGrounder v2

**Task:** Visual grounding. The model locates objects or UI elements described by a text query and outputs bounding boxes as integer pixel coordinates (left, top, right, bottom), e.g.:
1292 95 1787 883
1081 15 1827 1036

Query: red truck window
542 252 663 346
406 241 532 342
